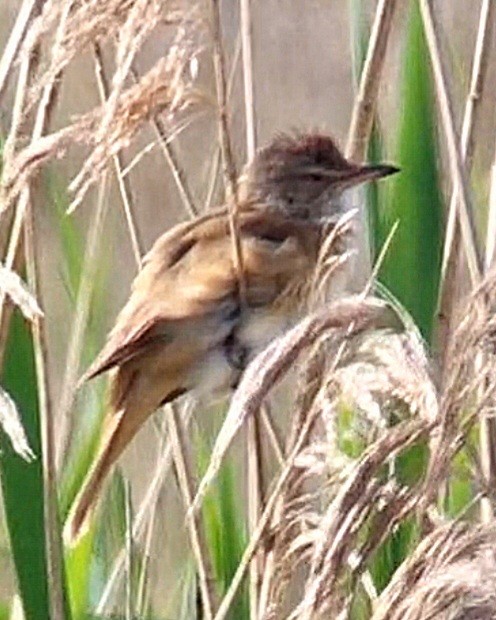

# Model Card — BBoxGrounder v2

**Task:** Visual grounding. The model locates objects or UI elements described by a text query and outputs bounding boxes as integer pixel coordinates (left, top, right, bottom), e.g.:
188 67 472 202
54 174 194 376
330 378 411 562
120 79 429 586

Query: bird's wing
81 207 322 382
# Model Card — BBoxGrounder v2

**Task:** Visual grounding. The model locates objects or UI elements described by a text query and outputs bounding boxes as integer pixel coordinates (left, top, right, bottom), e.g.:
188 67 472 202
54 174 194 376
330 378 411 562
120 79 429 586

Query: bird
64 131 399 542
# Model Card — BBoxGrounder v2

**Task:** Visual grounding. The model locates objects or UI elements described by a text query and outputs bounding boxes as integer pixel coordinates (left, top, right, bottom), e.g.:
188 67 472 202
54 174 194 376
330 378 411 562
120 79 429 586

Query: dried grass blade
439 0 494 283
0 385 36 461
485 129 496 271
204 33 241 210
124 478 134 620
0 263 42 321
0 0 42 104
478 108 496 521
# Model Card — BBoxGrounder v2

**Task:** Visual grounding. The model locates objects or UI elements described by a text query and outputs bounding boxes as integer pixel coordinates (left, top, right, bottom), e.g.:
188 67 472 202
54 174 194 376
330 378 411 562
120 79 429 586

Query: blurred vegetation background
0 0 496 618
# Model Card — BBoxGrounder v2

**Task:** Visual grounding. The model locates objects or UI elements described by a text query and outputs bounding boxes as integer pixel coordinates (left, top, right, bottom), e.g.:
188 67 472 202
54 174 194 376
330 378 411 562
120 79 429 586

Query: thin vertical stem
240 1 262 616
437 0 494 358
247 417 262 620
419 0 482 286
0 0 44 106
345 0 398 161
152 117 199 218
124 478 134 620
204 35 242 210
1 37 33 166
93 45 144 266
241 0 256 161
440 0 494 282
210 0 239 197
260 403 284 467
479 133 496 522
24 186 67 620
135 504 157 615
213 403 322 620
344 0 398 295
96 405 195 614
168 404 216 619
129 65 199 218
55 174 111 469
209 0 246 301
486 142 496 270
418 0 491 523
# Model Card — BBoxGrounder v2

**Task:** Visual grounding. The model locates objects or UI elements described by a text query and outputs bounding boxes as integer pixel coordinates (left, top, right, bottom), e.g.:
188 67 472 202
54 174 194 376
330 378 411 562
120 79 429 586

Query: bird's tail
63 409 130 543
63 392 159 544
65 354 190 543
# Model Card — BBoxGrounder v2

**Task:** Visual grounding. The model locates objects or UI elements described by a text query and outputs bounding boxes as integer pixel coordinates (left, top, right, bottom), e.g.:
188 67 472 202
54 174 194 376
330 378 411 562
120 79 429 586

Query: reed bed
0 1 496 618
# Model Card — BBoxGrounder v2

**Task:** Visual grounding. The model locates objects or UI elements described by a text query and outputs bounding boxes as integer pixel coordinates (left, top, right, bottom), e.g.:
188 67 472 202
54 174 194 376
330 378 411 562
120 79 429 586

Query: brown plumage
64 132 398 542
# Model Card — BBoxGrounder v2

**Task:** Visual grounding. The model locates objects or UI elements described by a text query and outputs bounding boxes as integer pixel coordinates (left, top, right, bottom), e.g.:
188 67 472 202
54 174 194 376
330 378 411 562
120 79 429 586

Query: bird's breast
190 303 302 400
189 267 313 399
235 306 296 356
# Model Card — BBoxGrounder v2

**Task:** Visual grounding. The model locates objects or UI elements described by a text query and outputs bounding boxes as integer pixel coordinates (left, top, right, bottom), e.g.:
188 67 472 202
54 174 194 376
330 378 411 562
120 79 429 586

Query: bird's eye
309 173 323 182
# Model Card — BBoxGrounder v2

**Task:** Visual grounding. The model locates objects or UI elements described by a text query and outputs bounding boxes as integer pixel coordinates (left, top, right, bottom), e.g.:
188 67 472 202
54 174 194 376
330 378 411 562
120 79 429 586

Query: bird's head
239 132 399 219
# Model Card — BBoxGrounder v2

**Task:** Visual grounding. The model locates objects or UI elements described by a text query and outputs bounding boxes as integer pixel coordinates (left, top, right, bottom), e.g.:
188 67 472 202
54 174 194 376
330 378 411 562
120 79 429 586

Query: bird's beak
330 163 400 189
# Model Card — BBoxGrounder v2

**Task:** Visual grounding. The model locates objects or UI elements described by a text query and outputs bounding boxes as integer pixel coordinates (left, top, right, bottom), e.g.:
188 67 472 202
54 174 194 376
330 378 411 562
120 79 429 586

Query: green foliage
336 402 367 459
0 312 52 620
46 178 110 618
66 528 97 620
376 1 443 344
370 519 420 592
443 427 478 518
198 433 249 620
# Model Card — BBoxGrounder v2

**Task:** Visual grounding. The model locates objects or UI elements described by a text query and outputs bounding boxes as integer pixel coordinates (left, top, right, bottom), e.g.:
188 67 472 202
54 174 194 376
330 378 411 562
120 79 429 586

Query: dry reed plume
0 0 202 214
373 521 496 620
